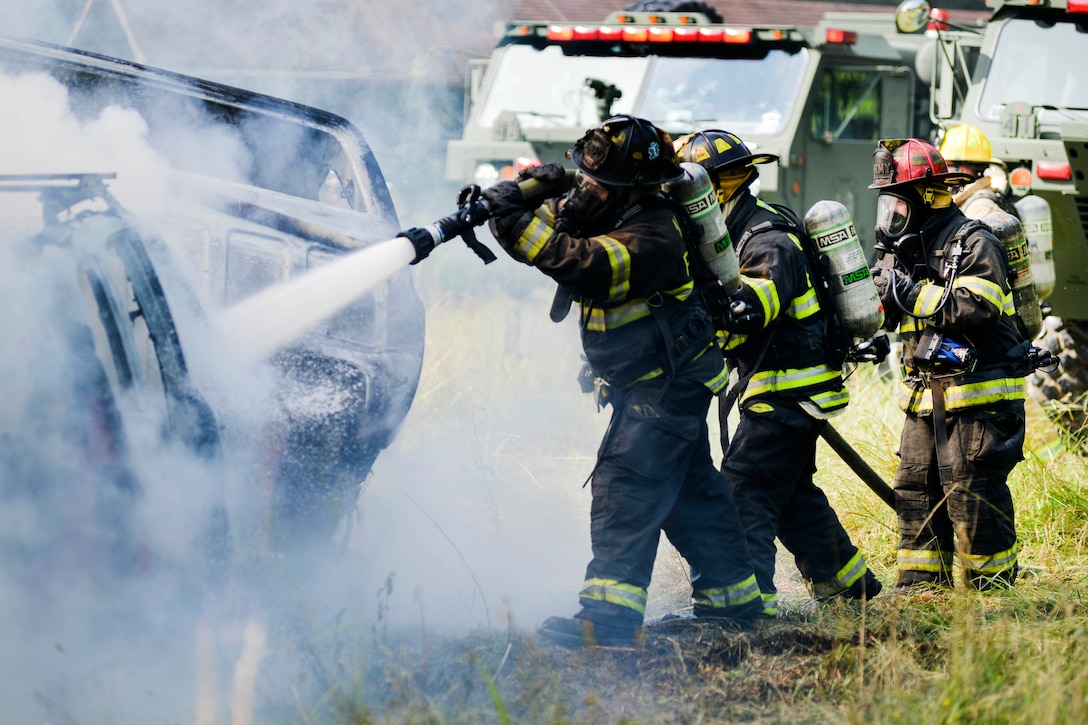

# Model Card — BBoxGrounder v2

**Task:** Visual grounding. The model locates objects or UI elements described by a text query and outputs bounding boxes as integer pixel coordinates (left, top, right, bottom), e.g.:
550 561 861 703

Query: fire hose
396 173 574 266
820 424 896 510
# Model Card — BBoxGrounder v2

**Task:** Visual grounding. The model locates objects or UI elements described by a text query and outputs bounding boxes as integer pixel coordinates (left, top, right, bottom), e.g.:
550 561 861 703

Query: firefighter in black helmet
482 115 762 648
868 138 1027 591
676 129 882 616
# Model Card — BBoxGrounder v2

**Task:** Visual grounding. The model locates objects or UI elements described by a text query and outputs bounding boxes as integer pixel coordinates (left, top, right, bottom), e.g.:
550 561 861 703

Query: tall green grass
285 289 1088 724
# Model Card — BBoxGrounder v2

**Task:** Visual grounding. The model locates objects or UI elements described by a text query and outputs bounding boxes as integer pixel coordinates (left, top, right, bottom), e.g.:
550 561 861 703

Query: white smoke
0 1 675 721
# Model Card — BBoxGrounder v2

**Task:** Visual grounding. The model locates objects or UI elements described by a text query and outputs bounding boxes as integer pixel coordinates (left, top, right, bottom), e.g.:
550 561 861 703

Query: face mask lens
567 171 611 218
877 194 910 236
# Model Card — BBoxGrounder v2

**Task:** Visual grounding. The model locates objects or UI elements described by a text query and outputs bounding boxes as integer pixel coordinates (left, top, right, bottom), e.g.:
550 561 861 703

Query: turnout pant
579 374 761 625
721 398 870 614
894 402 1024 589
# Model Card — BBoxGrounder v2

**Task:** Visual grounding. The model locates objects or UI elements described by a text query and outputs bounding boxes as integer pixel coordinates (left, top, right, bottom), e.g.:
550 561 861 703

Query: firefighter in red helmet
868 138 1028 591
676 129 882 616
482 115 762 648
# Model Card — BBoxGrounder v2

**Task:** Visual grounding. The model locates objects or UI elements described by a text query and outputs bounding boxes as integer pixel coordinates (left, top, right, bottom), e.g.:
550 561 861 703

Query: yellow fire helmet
939 124 1003 167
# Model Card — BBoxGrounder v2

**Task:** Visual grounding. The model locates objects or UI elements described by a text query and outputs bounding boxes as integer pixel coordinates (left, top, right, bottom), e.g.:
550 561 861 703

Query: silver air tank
1014 195 1055 302
983 210 1043 339
803 200 884 339
665 162 740 295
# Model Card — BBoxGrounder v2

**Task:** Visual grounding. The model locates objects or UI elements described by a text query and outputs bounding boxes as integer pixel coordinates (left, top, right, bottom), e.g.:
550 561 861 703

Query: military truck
446 5 938 252
0 36 425 578
894 0 1088 440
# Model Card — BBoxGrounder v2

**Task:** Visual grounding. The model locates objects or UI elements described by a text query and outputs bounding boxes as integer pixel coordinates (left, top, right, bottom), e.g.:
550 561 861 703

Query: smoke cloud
0 1 679 721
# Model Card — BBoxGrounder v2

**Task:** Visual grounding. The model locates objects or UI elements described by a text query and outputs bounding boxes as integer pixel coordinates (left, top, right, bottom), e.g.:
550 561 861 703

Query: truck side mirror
895 0 931 34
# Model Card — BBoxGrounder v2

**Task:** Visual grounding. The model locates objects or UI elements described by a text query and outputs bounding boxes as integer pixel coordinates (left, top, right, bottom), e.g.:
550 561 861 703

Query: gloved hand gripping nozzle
398 167 574 265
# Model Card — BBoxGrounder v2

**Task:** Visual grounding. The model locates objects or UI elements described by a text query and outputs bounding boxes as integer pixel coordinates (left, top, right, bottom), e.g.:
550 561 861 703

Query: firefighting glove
722 287 765 335
517 162 568 190
872 266 919 317
481 180 527 219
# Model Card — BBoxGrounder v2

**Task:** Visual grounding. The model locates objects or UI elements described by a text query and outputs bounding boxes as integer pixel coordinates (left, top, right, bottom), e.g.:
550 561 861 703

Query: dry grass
276 280 1088 724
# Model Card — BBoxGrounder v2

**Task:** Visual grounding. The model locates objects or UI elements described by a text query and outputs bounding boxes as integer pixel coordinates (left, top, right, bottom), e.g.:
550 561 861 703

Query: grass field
278 266 1088 725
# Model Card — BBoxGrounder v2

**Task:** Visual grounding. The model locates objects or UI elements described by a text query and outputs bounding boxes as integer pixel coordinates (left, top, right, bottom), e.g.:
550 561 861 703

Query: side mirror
895 0 932 34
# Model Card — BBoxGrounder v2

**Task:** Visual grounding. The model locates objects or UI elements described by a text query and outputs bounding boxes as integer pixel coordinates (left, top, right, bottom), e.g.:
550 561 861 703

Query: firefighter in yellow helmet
868 138 1029 591
939 124 1018 220
675 129 882 616
481 115 763 648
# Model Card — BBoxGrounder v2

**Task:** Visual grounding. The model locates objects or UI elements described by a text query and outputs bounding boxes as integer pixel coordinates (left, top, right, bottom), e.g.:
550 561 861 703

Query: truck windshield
478 44 807 135
639 52 807 135
978 16 1088 120
478 45 646 128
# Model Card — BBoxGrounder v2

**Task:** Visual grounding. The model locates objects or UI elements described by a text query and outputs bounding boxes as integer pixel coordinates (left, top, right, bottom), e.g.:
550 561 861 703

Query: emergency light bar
546 24 757 43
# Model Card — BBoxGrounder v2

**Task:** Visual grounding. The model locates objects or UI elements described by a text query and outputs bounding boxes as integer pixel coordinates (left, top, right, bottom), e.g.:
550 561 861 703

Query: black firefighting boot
537 615 644 649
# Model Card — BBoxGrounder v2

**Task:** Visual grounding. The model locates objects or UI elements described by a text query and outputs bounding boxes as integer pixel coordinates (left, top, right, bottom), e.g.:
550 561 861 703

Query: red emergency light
825 28 858 44
928 8 950 31
545 23 754 44
1036 161 1073 181
1069 0 1088 12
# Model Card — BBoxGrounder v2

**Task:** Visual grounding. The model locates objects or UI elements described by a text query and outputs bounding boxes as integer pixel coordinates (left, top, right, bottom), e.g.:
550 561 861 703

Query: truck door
802 64 915 255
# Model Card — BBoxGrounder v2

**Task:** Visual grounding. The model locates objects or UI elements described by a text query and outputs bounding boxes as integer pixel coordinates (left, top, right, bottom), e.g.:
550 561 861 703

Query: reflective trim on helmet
897 377 1025 414
898 548 955 574
579 578 648 615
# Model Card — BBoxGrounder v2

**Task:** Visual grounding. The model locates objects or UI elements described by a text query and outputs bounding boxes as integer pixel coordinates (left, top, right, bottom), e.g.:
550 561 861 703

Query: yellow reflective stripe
692 574 762 610
810 386 850 412
788 284 820 321
961 545 1018 575
514 213 556 262
898 548 954 573
721 331 747 350
743 365 841 402
897 377 1025 414
741 274 780 325
952 275 1011 315
664 279 696 302
584 298 653 332
597 236 632 303
901 317 925 333
580 578 648 615
704 354 730 394
913 283 944 317
761 592 778 616
808 551 866 599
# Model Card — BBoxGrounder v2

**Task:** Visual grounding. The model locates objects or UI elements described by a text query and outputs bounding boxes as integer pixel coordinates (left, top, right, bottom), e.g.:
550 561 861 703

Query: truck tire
1027 316 1088 449
623 1 725 23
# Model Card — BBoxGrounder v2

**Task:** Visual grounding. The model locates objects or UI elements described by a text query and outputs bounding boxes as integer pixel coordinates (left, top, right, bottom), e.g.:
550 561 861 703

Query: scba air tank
665 162 740 295
983 210 1043 339
802 200 884 339
1014 194 1055 302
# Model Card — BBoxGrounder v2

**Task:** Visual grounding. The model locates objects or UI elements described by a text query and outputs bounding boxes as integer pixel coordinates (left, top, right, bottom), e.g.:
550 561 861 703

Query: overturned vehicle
0 36 424 583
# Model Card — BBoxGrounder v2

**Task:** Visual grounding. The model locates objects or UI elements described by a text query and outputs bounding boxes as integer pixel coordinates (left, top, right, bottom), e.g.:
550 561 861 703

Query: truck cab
902 0 1088 437
447 9 933 252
